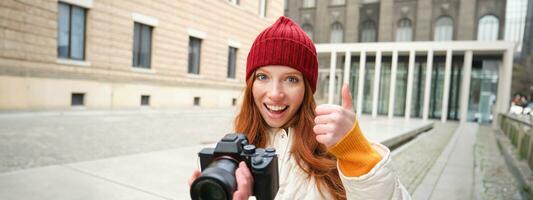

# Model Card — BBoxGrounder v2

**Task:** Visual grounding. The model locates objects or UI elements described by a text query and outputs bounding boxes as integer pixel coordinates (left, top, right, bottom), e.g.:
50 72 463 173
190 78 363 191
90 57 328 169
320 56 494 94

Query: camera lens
197 179 226 200
190 158 238 200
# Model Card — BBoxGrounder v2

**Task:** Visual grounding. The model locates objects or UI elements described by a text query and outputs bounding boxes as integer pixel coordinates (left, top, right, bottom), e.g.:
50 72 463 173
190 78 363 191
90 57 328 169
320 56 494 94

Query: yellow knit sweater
328 121 382 177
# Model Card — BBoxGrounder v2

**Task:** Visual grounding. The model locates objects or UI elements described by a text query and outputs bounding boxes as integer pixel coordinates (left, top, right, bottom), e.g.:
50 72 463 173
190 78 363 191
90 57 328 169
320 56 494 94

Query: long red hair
234 75 346 200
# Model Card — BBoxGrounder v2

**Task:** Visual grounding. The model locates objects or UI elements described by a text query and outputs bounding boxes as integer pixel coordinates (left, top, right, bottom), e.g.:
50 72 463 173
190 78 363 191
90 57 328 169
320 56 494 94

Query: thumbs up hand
313 83 356 148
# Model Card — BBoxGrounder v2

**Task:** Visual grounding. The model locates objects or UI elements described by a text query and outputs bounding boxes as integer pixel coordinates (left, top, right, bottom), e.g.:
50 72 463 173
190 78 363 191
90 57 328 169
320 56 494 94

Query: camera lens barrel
190 158 238 200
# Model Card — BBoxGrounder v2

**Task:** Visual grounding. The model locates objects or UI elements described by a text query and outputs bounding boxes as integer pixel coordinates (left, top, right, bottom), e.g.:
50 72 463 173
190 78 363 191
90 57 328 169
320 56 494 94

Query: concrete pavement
0 109 432 200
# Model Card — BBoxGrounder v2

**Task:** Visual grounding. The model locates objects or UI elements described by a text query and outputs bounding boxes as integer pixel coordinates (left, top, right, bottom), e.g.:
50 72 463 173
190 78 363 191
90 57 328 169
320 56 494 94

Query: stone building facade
0 0 281 110
284 0 506 43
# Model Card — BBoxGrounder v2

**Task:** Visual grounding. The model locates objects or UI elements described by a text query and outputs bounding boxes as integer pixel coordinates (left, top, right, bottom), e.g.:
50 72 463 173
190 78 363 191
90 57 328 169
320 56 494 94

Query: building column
405 50 415 119
372 51 382 117
356 51 366 117
493 48 514 127
378 0 394 41
388 51 398 118
343 51 352 105
328 51 337 104
422 50 433 120
459 50 473 123
441 50 452 122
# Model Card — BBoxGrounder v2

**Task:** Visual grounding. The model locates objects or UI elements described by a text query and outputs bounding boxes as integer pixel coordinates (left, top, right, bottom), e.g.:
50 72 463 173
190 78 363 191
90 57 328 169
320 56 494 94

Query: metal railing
499 113 533 170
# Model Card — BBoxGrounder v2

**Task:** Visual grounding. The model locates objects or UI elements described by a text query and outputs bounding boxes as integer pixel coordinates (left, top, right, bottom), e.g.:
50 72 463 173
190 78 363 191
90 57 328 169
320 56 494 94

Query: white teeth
266 104 287 111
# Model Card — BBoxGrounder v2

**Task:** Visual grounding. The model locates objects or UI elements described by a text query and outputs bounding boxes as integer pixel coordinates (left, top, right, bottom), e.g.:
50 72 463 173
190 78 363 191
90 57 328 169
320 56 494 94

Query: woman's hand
233 162 253 200
188 169 201 187
313 83 356 148
188 162 253 200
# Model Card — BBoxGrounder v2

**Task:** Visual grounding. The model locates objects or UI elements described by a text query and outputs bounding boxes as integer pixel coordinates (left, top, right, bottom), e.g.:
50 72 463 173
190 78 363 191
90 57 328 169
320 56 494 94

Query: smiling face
252 65 305 128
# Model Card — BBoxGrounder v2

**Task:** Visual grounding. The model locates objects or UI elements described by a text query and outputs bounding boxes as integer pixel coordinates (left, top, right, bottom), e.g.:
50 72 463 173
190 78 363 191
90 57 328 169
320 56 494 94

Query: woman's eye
256 74 267 80
287 76 299 83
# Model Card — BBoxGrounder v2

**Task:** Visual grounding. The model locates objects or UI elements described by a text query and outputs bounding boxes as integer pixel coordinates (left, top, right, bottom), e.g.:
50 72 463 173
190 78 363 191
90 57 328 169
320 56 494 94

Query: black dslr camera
190 133 279 200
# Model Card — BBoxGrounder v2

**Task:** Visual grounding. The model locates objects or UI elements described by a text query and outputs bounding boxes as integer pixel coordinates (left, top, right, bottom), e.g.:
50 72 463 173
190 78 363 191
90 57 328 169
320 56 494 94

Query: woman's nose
268 82 285 100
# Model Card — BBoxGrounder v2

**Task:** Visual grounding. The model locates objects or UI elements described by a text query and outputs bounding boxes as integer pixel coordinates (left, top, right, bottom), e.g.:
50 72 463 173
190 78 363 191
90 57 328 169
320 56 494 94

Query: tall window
227 47 237 78
477 15 499 41
361 20 377 42
132 22 153 69
330 22 344 43
434 16 454 41
188 37 202 74
259 0 267 18
229 0 239 5
331 0 346 5
58 2 86 60
302 24 314 40
303 0 316 8
396 18 413 41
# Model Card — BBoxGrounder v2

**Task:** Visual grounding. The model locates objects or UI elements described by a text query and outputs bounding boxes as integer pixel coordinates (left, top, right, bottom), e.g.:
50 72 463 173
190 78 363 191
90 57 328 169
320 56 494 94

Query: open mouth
264 103 288 114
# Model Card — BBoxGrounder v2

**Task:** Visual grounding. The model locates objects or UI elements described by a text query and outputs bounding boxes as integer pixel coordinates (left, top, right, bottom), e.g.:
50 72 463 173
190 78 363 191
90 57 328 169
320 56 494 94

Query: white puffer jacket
267 127 411 200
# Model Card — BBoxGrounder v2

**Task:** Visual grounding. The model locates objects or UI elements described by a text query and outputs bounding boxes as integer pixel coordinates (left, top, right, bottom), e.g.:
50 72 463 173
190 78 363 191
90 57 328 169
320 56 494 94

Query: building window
229 0 239 5
434 16 454 41
330 22 344 43
58 2 86 60
71 93 85 106
477 15 499 41
227 47 237 79
232 98 237 106
331 0 346 6
194 97 200 106
302 24 314 40
259 0 267 18
141 95 150 106
361 20 377 42
396 18 413 41
132 22 153 68
302 0 316 8
188 37 202 74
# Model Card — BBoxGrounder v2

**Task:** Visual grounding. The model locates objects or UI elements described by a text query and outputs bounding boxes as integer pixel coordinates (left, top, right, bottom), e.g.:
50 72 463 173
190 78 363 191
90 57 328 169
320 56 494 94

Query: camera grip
251 155 279 200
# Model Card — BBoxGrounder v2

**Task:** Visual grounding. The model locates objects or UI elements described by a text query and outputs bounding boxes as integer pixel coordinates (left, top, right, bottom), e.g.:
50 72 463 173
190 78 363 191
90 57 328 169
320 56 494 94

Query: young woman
190 16 411 200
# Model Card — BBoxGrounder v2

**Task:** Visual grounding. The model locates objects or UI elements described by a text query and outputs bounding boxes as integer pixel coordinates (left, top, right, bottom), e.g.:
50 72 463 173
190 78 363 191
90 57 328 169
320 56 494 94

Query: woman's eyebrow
284 72 303 76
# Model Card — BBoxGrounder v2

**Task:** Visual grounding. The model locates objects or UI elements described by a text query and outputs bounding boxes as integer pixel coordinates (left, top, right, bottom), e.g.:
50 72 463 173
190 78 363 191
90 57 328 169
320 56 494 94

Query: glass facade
319 53 500 124
467 59 499 123
377 58 391 115
394 57 408 116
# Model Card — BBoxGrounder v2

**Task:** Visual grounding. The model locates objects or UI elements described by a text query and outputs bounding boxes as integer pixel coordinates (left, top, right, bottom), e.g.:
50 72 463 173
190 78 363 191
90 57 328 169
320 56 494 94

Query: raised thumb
341 83 353 110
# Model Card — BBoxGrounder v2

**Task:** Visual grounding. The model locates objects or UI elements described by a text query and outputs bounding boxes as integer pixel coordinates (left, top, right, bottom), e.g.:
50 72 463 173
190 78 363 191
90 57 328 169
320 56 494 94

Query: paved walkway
404 123 522 200
0 109 432 200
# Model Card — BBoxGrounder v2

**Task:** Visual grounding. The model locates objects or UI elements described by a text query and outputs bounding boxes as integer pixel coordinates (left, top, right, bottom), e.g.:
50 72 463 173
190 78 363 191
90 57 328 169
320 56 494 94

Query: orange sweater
328 121 381 177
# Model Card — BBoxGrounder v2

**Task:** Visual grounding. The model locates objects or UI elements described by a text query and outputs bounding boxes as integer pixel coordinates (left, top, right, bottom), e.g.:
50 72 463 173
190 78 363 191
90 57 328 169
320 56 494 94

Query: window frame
302 0 316 8
227 46 238 79
360 20 377 42
188 36 202 75
58 2 87 61
433 16 454 41
330 22 344 43
132 22 153 69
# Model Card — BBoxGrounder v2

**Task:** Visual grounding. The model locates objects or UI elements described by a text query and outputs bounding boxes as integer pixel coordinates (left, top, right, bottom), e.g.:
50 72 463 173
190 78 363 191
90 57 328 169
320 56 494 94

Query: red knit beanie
246 16 318 93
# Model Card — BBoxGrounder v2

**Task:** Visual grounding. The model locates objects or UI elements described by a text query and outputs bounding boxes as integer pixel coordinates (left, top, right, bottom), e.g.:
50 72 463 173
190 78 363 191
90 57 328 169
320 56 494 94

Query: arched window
396 18 413 41
302 0 316 8
330 22 344 43
331 0 346 6
477 15 499 41
434 16 454 41
302 24 314 40
361 20 377 42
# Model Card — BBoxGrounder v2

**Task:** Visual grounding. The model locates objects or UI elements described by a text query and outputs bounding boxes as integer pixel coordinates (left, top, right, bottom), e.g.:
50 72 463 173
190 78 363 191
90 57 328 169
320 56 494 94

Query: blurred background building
285 0 530 123
0 0 281 110
0 0 531 124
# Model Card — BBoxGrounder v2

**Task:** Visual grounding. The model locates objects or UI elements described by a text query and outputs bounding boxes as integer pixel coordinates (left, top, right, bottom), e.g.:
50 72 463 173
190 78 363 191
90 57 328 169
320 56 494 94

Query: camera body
190 133 279 200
